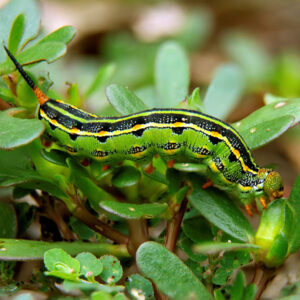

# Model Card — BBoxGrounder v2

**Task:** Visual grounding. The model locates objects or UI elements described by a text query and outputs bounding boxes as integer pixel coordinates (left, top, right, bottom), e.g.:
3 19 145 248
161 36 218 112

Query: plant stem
73 204 129 245
253 265 276 300
164 196 188 252
127 219 149 257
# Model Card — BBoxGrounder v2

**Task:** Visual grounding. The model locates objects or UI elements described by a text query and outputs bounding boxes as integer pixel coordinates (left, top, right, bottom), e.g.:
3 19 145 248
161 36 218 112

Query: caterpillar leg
80 158 90 167
244 204 253 217
259 197 267 209
167 159 176 168
102 164 111 171
144 161 155 174
252 201 259 214
202 179 213 189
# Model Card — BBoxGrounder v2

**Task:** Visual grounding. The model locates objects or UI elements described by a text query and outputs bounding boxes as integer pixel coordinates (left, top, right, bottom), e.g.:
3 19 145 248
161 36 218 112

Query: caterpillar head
263 170 284 199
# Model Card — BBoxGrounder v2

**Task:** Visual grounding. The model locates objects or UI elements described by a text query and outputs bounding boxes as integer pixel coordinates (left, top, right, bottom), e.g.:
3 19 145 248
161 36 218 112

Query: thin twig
164 196 188 252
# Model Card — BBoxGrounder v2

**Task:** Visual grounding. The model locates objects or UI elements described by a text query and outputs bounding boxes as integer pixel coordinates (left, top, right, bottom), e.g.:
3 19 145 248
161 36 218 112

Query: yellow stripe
41 110 258 175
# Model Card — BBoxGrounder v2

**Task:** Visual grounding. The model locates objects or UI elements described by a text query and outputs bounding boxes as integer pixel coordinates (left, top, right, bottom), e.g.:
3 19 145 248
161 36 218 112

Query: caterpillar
4 45 284 215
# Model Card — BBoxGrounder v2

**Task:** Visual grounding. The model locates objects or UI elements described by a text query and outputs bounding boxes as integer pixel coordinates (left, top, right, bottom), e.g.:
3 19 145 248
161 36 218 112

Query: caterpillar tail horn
3 45 49 105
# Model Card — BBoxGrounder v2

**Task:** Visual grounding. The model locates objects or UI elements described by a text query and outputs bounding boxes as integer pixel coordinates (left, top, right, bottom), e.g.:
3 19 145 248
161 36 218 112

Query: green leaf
0 203 17 238
106 84 147 114
38 25 75 45
213 267 233 286
8 14 25 55
62 280 124 294
69 217 95 240
91 291 113 300
100 201 168 219
187 87 204 112
0 108 45 149
0 0 40 62
265 233 288 268
67 158 116 211
155 41 189 108
0 239 129 260
112 166 141 188
189 178 254 242
40 149 69 167
233 98 300 149
243 284 257 300
230 271 245 300
44 248 80 275
182 217 213 243
0 87 15 103
76 252 103 279
288 175 300 253
193 242 259 255
126 274 155 300
173 162 207 173
99 255 123 284
203 64 245 119
180 235 207 263
67 83 81 107
0 42 67 75
136 241 213 300
85 63 116 97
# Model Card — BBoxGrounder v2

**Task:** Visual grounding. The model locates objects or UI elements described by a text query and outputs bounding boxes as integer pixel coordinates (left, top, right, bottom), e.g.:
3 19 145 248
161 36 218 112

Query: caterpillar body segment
4 45 284 205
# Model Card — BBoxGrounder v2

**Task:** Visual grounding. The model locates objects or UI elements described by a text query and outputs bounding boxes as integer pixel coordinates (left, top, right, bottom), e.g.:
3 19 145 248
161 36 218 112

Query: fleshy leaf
7 14 25 55
126 274 155 300
99 201 168 219
99 255 123 284
203 64 245 120
111 166 141 188
0 239 129 260
76 252 103 278
44 248 80 274
0 203 17 238
193 242 259 255
0 108 45 149
155 41 189 108
288 175 300 253
0 0 40 62
106 84 147 114
137 242 213 300
189 177 254 242
233 98 300 149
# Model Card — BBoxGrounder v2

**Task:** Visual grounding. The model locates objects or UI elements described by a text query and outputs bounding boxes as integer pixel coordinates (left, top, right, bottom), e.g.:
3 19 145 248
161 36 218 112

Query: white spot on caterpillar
274 102 286 109
182 117 187 122
129 207 135 211
250 128 256 133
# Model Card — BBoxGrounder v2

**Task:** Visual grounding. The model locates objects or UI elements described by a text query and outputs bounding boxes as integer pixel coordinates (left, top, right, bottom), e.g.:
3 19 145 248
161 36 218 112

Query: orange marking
144 162 155 174
98 130 107 136
132 124 143 130
260 197 267 209
232 149 240 158
245 204 253 217
211 131 222 139
167 159 176 168
34 87 49 105
102 165 111 171
202 180 213 189
70 127 80 134
173 122 184 127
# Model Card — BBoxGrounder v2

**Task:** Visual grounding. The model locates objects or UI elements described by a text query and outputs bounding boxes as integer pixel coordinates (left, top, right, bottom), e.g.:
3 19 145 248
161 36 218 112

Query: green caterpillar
4 46 284 215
